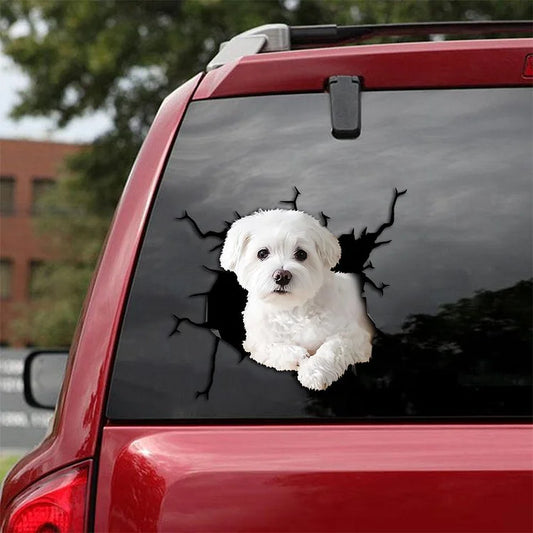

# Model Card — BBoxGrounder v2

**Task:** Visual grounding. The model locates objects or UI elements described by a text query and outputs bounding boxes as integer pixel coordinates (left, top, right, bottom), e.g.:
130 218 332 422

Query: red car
2 22 532 532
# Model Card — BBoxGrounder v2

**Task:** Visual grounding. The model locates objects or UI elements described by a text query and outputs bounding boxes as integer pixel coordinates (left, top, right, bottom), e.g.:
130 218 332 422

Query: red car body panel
194 39 533 100
2 36 532 531
94 425 532 532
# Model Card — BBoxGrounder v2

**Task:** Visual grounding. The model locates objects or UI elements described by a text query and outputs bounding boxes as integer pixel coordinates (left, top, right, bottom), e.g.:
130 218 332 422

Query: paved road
0 349 57 454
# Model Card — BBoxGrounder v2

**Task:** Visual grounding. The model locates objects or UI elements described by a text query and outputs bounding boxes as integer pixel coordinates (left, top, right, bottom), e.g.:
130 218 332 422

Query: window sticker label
172 188 405 393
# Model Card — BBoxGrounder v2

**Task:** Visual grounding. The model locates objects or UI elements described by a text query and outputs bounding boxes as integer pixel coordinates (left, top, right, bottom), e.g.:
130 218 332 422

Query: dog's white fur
220 209 373 390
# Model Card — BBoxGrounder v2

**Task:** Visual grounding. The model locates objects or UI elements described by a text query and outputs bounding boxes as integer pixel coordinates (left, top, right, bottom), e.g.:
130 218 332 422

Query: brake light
3 462 90 533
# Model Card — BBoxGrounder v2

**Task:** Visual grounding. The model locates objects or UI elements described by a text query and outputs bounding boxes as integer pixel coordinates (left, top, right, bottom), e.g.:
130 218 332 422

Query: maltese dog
220 209 373 390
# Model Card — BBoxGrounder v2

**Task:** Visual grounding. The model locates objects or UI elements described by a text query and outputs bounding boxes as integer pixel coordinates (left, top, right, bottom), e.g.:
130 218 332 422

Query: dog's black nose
273 269 292 286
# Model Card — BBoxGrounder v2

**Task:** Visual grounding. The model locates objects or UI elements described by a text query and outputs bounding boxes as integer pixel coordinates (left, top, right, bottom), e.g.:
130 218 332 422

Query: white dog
220 209 373 390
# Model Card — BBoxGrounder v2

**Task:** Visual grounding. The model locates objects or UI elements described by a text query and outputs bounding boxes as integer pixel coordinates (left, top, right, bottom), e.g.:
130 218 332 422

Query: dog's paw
250 344 309 371
297 357 335 391
277 345 309 370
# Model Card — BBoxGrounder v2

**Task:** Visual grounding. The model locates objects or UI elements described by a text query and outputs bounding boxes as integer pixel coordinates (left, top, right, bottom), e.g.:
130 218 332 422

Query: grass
0 455 22 484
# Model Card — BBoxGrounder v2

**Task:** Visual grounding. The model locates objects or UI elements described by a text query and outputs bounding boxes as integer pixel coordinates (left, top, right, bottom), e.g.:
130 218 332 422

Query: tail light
2 461 90 533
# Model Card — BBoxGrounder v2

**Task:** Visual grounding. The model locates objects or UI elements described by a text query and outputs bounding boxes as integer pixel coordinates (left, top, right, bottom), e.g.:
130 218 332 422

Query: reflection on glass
305 279 532 418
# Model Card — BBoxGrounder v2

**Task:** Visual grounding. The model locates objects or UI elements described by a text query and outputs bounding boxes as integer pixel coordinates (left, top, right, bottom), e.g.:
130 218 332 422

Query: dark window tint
108 89 532 421
0 176 15 215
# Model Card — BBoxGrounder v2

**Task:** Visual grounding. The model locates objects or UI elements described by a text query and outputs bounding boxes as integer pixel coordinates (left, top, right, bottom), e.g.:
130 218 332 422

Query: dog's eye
294 249 307 261
257 248 270 260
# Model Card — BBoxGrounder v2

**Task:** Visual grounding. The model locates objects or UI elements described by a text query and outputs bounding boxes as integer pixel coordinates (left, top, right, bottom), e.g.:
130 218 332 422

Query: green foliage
1 0 531 345
0 454 22 483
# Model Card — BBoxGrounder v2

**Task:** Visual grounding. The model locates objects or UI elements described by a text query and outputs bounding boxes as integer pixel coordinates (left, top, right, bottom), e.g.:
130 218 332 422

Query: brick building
0 139 83 346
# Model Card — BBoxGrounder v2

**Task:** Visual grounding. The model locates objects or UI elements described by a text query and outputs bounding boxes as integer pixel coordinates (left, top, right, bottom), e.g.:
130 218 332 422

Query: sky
0 51 111 143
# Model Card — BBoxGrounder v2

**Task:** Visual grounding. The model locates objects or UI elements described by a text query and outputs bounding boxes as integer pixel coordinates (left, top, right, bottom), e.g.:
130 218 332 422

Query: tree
1 0 531 346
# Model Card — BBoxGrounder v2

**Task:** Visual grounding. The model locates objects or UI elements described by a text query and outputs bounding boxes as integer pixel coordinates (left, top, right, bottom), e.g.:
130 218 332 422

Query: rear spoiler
207 20 533 71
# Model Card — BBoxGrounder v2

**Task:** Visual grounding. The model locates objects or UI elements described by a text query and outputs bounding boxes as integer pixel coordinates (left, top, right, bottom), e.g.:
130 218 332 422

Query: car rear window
107 88 532 421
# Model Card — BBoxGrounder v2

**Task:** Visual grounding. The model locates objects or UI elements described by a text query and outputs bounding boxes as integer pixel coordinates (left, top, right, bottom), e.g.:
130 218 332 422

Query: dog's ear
314 224 342 269
220 219 251 272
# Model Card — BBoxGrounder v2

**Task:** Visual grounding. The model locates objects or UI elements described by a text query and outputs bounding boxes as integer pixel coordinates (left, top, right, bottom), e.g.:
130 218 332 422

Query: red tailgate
94 425 532 532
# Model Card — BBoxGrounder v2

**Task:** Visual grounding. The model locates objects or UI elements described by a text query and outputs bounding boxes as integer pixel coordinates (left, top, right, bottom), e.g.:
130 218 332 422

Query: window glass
31 178 55 214
108 89 532 421
0 259 13 300
28 260 45 299
0 177 15 215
